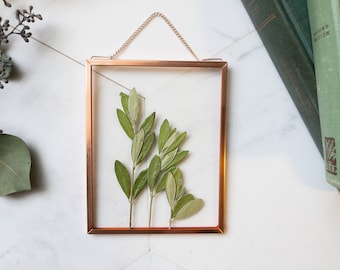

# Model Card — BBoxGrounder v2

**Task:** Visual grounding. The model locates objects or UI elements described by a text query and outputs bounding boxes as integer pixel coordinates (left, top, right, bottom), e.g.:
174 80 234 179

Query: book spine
242 0 322 155
307 0 340 189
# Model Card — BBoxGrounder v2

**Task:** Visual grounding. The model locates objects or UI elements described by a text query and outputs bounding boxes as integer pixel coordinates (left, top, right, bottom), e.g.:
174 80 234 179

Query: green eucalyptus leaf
161 148 177 170
174 198 204 220
120 92 129 114
165 173 177 208
162 150 189 171
0 52 12 80
131 129 144 164
128 88 139 124
158 119 170 153
0 134 31 196
147 155 161 191
116 109 134 140
114 160 131 198
140 112 156 135
133 169 147 199
136 132 155 165
174 193 194 217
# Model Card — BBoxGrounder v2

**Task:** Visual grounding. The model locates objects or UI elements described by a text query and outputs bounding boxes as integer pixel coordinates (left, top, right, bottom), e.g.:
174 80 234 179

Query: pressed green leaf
158 119 170 153
161 148 177 170
0 134 31 196
147 155 161 190
155 175 167 193
174 193 194 217
131 129 144 164
136 132 155 165
114 160 131 198
163 132 187 156
174 198 204 220
116 109 134 140
140 112 156 135
155 170 171 193
160 130 178 156
162 150 189 171
172 167 183 186
128 88 139 124
165 173 177 208
133 169 147 199
120 92 129 114
156 167 181 193
175 187 186 201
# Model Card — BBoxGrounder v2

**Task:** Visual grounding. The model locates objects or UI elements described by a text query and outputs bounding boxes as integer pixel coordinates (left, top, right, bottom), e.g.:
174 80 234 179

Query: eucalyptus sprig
0 1 43 88
114 88 156 228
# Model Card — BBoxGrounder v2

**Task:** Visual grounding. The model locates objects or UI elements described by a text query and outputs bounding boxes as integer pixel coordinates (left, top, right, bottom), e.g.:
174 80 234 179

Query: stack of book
242 0 340 190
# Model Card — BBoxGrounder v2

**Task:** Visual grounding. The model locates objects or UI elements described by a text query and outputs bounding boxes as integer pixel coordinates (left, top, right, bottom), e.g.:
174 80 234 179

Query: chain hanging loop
112 12 200 61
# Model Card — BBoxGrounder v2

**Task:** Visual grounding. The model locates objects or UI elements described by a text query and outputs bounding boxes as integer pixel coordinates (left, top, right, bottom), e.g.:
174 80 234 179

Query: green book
242 0 322 154
307 0 340 189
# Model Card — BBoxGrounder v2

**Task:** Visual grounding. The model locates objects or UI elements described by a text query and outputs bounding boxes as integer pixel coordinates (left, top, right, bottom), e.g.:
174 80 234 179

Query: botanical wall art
86 59 227 234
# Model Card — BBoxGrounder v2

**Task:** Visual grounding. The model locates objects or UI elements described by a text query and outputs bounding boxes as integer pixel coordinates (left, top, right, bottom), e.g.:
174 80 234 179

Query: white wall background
1 0 340 269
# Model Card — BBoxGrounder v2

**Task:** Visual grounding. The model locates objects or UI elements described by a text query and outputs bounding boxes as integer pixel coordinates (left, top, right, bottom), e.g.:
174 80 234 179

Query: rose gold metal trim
86 59 228 234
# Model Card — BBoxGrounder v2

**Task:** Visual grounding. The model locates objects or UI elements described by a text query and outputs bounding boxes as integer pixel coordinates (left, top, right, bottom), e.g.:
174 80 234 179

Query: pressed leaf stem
148 193 154 227
129 164 136 228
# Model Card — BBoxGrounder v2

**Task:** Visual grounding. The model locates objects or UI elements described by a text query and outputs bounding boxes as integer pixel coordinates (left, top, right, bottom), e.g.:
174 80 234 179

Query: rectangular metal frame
86 59 227 234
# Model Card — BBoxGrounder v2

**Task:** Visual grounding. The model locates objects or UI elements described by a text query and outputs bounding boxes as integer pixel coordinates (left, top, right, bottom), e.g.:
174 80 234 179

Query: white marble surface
1 0 340 269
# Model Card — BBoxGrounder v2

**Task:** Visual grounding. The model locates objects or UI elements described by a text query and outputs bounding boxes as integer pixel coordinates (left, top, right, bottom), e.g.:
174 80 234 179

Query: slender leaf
161 148 177 170
163 132 187 156
147 155 161 190
133 169 147 199
131 129 144 164
158 119 170 153
162 150 189 171
165 173 176 208
175 186 186 200
128 88 139 124
155 167 181 193
174 199 204 220
114 160 131 198
140 112 156 135
174 193 194 217
116 109 134 140
172 167 183 187
120 92 129 114
160 130 178 156
136 132 155 165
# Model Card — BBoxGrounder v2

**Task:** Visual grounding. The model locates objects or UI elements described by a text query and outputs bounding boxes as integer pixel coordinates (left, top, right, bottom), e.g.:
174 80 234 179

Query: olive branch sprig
114 88 156 228
114 88 203 228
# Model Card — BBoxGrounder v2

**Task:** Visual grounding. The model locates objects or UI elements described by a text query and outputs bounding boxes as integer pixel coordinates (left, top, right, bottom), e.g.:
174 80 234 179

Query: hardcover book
307 0 340 189
241 0 322 155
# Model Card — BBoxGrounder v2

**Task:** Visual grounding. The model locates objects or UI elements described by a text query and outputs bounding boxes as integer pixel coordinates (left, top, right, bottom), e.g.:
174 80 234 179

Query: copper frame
86 59 227 234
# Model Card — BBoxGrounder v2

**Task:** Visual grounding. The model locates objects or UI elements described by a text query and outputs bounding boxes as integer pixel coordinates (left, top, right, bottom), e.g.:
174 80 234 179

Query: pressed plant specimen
114 88 203 228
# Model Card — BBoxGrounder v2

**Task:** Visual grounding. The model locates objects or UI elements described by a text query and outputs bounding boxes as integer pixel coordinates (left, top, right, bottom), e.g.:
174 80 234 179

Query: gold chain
112 12 200 61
